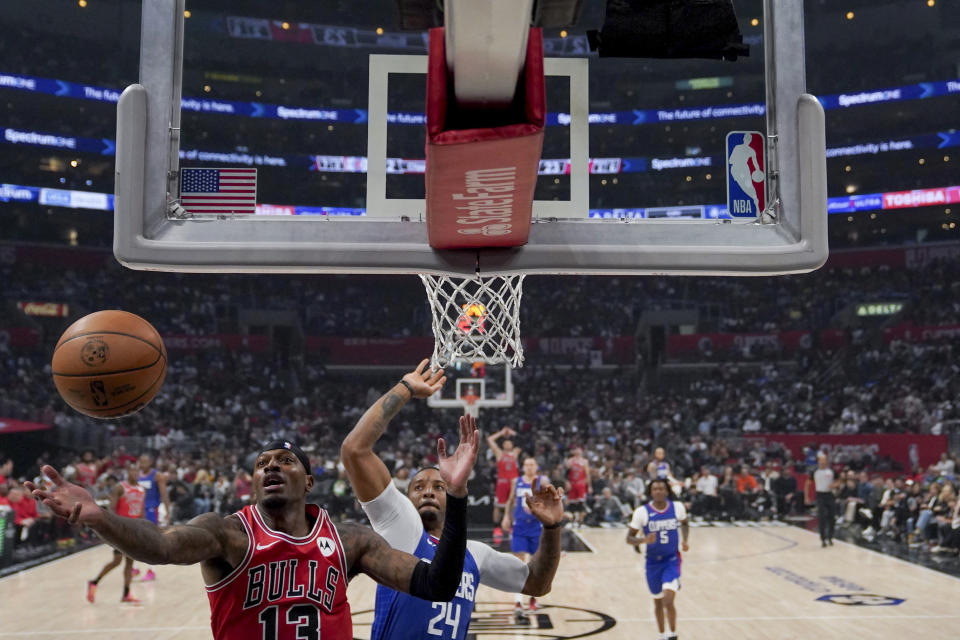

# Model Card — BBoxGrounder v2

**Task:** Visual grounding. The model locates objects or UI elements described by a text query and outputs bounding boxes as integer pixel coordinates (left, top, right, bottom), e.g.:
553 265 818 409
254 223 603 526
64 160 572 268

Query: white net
420 274 525 368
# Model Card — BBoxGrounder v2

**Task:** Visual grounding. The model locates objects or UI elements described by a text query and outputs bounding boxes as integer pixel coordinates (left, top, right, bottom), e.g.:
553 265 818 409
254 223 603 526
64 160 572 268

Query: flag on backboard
179 168 257 214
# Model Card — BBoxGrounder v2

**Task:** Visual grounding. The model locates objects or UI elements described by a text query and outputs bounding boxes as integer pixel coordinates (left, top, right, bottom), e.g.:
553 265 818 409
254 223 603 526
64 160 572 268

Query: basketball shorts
510 526 541 554
645 557 681 597
496 479 513 507
567 481 588 502
144 506 159 525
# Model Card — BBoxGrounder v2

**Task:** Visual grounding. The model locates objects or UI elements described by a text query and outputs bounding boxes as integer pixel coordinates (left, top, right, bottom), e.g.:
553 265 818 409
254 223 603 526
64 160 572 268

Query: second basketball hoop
420 273 525 368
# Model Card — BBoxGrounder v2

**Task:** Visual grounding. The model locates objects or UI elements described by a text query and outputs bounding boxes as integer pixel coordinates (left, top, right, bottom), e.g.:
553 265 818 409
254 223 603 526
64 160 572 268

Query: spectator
8 487 45 548
935 452 956 477
597 487 630 522
691 466 719 520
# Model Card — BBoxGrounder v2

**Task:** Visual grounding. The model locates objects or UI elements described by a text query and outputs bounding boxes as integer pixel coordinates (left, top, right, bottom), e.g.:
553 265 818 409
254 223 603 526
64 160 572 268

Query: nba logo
725 131 765 218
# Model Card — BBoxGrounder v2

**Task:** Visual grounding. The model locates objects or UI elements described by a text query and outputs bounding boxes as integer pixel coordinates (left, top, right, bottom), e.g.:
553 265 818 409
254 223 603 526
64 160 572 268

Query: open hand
437 414 479 497
526 477 565 527
24 465 102 526
402 359 447 398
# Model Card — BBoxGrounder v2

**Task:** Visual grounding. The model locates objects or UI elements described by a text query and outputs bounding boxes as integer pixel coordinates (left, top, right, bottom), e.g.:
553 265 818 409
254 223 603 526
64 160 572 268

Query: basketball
751 169 764 182
51 310 167 419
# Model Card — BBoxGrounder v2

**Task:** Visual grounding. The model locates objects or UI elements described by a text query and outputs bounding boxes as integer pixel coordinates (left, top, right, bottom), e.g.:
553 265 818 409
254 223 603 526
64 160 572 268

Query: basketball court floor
1 523 956 639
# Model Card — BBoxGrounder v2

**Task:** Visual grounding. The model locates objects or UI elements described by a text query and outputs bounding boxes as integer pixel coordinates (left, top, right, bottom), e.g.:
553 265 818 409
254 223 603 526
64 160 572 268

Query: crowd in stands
3 362 958 563
4 253 960 345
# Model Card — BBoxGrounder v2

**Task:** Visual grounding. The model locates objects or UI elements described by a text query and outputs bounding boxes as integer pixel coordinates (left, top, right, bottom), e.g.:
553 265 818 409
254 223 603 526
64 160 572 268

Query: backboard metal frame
114 0 826 276
365 55 590 221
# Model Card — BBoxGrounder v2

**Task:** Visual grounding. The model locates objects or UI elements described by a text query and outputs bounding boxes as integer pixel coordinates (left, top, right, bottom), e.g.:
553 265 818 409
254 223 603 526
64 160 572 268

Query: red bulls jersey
497 452 519 480
75 462 98 488
116 482 145 519
568 459 587 483
206 504 352 640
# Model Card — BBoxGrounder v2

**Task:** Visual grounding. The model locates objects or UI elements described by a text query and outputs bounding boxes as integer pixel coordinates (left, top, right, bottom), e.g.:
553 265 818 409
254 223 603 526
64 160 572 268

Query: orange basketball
52 310 167 419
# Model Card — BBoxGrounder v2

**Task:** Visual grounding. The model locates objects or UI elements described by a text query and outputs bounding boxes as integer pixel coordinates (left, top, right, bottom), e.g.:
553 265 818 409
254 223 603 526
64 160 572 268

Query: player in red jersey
87 462 145 604
565 447 592 527
487 426 521 540
74 450 101 489
27 429 478 640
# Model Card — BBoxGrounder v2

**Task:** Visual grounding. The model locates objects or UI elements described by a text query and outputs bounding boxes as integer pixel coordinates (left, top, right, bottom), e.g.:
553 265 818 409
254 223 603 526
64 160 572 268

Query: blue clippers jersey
642 501 681 560
138 469 160 508
371 529 480 640
513 476 543 533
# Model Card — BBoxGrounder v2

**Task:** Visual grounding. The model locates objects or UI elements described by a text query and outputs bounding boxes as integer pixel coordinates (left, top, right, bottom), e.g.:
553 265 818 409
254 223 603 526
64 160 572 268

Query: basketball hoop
461 392 480 419
420 274 525 368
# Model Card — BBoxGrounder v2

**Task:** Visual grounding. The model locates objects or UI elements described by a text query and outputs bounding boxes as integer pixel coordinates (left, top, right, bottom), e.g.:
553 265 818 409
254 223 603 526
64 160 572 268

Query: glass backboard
114 0 826 276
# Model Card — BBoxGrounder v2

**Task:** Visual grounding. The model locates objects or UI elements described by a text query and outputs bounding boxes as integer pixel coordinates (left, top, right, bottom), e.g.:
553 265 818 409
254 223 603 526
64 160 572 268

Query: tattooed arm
25 466 248 579
340 416 477 601
340 359 445 502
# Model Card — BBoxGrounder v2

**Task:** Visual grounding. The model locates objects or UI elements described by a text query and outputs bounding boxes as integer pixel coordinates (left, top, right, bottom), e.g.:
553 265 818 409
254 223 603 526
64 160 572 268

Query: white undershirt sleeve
629 505 649 530
359 482 424 554
674 501 687 521
467 539 531 593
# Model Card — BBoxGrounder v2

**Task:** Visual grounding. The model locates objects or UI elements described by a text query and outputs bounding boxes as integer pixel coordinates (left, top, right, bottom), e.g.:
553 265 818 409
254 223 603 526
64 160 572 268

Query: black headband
259 440 312 475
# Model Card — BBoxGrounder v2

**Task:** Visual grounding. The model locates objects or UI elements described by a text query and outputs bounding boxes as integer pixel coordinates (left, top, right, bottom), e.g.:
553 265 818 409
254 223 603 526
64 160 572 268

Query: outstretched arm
485 428 505 459
339 421 477 601
25 466 241 566
341 359 445 502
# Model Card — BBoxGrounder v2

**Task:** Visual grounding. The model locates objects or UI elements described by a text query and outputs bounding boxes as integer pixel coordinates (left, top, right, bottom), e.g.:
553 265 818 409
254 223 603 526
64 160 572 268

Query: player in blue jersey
626 478 689 640
135 453 170 582
646 447 674 481
501 456 550 622
341 360 565 639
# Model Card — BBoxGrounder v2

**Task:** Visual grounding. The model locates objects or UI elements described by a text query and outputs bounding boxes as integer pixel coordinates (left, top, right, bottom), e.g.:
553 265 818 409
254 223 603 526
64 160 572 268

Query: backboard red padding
425 27 546 249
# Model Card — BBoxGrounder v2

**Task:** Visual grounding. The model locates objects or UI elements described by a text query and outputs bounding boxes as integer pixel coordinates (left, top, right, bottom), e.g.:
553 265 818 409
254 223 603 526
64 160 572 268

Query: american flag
179 168 257 214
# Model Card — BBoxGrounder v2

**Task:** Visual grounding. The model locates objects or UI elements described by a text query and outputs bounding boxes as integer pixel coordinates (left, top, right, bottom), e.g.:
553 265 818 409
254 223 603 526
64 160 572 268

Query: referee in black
813 453 837 547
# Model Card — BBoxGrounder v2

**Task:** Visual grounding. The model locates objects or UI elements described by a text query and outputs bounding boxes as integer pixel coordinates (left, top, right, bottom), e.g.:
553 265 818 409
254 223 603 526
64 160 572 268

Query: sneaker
86 581 97 603
528 597 538 612
142 569 156 582
513 603 529 624
931 545 947 553
492 527 503 544
121 594 141 604
131 568 140 577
